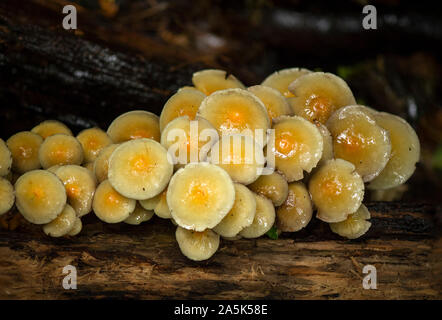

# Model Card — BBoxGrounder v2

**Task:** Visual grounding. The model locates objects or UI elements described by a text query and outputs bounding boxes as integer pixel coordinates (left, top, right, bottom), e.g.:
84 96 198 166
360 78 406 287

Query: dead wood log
0 202 440 299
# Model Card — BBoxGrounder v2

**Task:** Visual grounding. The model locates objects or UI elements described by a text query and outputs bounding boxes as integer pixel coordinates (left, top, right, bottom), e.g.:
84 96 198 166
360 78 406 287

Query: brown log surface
0 202 440 300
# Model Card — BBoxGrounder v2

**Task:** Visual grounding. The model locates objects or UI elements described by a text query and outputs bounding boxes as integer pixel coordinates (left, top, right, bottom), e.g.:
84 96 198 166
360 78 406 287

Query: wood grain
0 202 440 300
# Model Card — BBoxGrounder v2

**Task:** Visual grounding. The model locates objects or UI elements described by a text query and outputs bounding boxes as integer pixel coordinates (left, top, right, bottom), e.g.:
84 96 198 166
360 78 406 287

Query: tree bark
0 202 440 299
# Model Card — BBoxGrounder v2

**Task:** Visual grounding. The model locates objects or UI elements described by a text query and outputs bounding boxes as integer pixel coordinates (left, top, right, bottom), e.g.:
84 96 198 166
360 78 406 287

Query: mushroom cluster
0 68 420 261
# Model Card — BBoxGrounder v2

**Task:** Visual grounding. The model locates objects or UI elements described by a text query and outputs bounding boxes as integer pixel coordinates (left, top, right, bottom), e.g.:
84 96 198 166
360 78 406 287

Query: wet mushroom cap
368 112 420 190
7 131 43 173
124 202 154 225
107 110 160 143
77 127 113 163
270 115 323 182
39 134 84 169
68 217 83 236
276 182 313 232
43 204 77 237
0 138 12 177
329 204 371 239
53 165 96 217
247 85 292 121
92 179 136 223
159 87 206 131
261 67 312 98
288 72 356 124
192 69 245 95
198 88 270 146
0 177 15 215
248 171 289 207
93 143 120 183
15 170 67 224
209 134 265 185
167 162 235 232
309 159 364 223
175 226 220 261
31 120 73 139
108 139 173 200
239 193 275 239
327 105 391 182
213 183 257 238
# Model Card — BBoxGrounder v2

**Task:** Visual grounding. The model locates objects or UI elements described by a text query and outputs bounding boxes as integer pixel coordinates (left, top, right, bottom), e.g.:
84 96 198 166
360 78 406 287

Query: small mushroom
368 112 420 190
0 138 12 177
153 187 171 219
108 139 173 200
124 202 154 225
261 67 312 97
67 217 83 236
270 115 323 182
309 159 364 223
93 143 120 183
315 122 334 166
239 193 275 238
0 177 15 216
53 165 96 217
327 105 391 182
213 183 257 238
77 127 113 163
161 115 218 169
92 179 136 223
329 204 371 239
167 162 235 232
248 171 289 207
209 134 265 185
276 182 312 232
198 88 270 146
31 120 73 139
43 204 77 237
192 69 245 95
15 170 67 224
39 134 84 169
7 131 43 173
159 87 206 131
288 72 356 124
175 227 220 261
107 110 160 143
247 85 292 121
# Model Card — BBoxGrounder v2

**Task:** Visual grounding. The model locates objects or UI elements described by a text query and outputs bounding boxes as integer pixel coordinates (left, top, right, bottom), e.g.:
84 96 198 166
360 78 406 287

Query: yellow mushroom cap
327 105 391 182
92 180 136 223
198 88 270 146
261 67 312 98
209 134 265 185
276 182 313 232
108 139 173 200
39 134 84 169
15 170 67 224
248 171 289 207
247 85 292 121
270 115 323 182
159 87 206 131
43 204 77 237
309 159 364 223
329 204 371 239
192 69 245 95
213 183 257 238
93 143 120 183
368 112 420 190
7 131 43 174
288 72 356 124
0 138 12 177
77 127 113 163
124 202 154 225
53 165 96 217
175 227 220 261
107 110 160 143
67 217 83 236
0 177 15 215
239 193 275 238
167 162 235 232
31 120 73 139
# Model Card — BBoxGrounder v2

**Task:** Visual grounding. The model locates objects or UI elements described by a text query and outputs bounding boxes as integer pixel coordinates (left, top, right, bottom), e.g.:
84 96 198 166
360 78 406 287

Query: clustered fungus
0 67 420 260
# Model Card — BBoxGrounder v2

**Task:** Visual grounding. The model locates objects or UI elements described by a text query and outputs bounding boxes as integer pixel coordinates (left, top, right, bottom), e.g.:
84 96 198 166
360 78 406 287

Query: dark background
0 0 441 204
